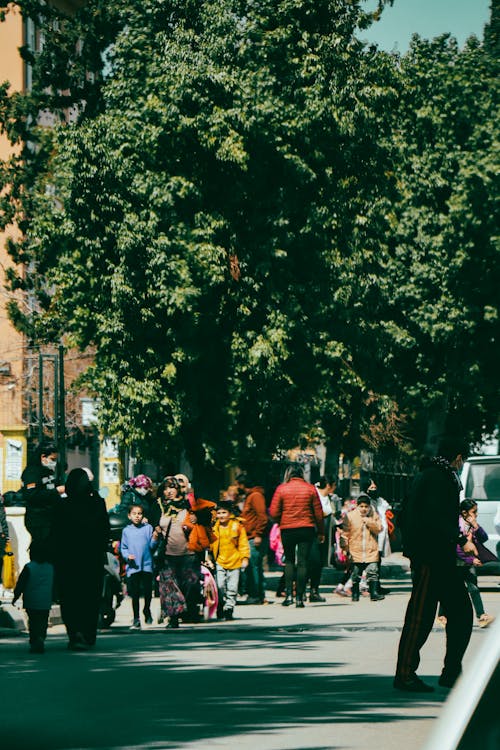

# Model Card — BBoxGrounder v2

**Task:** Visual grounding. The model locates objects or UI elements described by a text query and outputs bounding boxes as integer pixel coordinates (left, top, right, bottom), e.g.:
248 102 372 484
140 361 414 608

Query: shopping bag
2 540 16 589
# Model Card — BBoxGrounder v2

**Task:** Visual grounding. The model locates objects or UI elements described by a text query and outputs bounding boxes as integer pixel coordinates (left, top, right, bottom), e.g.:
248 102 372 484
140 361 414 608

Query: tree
369 31 500 452
2 0 402 485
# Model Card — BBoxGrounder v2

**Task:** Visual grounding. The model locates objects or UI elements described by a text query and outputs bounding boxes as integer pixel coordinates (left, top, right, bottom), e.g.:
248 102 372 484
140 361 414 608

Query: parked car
460 455 500 557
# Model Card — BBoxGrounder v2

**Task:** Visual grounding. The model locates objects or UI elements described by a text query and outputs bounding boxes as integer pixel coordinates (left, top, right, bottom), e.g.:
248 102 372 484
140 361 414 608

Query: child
121 505 158 629
211 504 250 620
437 499 495 629
13 540 54 654
341 494 384 602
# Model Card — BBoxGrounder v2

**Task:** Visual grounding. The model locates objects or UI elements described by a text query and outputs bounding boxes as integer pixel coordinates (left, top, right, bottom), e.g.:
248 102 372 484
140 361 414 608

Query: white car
460 455 500 557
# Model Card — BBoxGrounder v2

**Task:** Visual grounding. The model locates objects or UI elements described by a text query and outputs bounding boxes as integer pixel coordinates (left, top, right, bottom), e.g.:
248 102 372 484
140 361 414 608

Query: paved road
1 574 498 750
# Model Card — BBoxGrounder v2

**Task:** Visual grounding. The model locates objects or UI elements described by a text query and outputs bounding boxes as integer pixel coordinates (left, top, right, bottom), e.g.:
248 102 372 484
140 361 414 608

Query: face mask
136 487 148 496
43 458 57 472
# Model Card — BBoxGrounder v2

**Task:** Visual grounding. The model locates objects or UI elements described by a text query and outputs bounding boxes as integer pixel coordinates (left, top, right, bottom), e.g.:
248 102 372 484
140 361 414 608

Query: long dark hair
66 468 93 503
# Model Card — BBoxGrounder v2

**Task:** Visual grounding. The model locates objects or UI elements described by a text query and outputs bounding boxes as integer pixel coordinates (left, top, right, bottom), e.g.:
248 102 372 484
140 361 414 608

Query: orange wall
0 4 25 434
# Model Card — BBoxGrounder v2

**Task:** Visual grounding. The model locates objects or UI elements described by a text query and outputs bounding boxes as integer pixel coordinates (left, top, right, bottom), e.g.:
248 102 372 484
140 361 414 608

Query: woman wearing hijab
54 468 110 650
155 477 210 628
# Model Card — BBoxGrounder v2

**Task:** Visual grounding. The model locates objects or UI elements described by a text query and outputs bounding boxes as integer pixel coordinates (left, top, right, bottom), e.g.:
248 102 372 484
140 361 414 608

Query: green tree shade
373 33 500 451
1 0 401 479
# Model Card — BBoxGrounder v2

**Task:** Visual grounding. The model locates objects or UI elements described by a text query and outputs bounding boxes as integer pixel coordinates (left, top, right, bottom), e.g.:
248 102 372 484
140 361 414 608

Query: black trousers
58 566 103 646
127 571 153 619
26 608 50 645
281 527 315 598
395 561 473 681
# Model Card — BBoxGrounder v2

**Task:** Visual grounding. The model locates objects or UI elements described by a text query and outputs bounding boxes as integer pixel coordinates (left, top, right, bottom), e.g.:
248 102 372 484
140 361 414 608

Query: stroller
99 511 127 628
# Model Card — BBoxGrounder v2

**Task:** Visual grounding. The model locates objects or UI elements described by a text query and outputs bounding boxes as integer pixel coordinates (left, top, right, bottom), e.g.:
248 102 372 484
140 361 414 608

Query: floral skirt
159 554 202 617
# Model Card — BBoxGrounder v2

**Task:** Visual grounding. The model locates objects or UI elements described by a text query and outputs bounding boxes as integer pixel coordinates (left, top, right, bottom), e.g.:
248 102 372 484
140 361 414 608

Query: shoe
369 581 385 601
295 597 305 608
394 675 435 693
436 615 447 628
245 597 263 605
438 670 461 689
378 585 390 595
130 619 141 630
143 611 153 625
351 583 360 602
223 608 234 620
68 633 89 651
478 614 494 628
282 596 294 607
157 614 165 625
166 616 179 629
309 590 326 603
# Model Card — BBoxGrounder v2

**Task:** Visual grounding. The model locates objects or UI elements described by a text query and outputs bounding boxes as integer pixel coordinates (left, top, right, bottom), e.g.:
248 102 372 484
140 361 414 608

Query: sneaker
68 633 89 651
166 616 179 629
130 619 141 630
157 614 165 625
309 590 326 603
478 614 495 628
393 675 434 693
223 608 234 621
438 669 461 689
245 596 264 605
143 611 153 625
436 615 447 628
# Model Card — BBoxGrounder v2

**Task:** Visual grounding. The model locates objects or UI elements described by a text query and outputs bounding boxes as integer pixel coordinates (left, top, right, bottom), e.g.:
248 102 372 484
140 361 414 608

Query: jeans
352 561 378 583
246 538 265 601
216 565 240 610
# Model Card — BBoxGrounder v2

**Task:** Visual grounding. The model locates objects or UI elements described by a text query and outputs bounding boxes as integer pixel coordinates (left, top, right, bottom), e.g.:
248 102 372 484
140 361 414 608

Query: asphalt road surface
1 576 498 750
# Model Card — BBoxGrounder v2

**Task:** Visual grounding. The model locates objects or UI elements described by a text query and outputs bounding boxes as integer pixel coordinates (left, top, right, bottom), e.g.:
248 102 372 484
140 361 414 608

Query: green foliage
0 0 497 477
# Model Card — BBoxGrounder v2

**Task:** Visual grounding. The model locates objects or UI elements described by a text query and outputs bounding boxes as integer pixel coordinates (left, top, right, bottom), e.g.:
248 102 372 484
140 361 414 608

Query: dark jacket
21 463 62 543
269 478 325 534
401 459 464 566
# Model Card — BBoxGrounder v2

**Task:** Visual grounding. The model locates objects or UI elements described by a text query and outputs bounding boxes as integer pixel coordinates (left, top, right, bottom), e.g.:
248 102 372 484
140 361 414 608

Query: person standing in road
341 494 384 602
53 468 110 650
361 477 392 595
238 474 269 604
121 504 158 630
21 442 65 548
394 438 476 693
269 464 325 608
307 475 337 602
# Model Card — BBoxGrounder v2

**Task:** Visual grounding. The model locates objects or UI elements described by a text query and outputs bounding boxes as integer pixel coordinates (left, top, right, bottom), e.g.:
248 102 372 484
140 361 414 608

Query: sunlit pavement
1 572 498 750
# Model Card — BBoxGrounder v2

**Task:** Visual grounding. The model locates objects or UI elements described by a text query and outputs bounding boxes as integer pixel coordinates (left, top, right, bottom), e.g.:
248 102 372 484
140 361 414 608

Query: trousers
395 560 473 681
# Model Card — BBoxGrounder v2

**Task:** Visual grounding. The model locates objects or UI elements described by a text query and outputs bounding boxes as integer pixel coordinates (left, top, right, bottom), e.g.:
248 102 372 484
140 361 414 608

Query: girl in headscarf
155 477 208 628
54 468 109 650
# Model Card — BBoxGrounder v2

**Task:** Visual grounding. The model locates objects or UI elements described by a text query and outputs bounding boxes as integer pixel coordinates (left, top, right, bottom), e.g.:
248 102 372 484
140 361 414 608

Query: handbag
476 539 498 564
152 518 172 570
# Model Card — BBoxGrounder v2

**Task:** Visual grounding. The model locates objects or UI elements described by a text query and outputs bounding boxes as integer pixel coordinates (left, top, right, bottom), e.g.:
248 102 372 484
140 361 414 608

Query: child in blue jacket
121 505 158 629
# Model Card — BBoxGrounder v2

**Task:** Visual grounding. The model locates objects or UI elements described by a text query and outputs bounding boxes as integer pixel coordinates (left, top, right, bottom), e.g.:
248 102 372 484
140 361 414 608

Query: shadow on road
0 622 444 750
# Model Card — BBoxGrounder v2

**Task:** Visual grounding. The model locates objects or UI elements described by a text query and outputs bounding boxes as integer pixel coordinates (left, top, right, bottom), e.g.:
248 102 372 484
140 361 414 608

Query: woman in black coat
54 468 110 650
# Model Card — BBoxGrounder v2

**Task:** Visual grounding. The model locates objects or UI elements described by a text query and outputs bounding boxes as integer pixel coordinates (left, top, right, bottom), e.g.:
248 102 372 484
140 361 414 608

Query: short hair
436 436 468 463
357 493 371 506
318 475 337 489
460 499 477 514
128 504 144 514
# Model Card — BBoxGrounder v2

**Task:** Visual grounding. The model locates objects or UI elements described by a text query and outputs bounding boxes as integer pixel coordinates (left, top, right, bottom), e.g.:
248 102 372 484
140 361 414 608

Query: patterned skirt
158 554 202 617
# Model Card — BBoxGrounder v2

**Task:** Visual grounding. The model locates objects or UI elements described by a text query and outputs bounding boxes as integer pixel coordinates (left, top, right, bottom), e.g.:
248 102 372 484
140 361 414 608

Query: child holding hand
121 505 158 629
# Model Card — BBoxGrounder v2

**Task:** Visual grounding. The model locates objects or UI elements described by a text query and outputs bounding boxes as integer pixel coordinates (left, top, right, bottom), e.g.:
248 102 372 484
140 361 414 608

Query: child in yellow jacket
211 504 250 619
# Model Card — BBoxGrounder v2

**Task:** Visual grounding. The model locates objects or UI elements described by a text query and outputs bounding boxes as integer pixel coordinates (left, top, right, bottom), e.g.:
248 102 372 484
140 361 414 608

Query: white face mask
136 487 148 496
43 458 57 472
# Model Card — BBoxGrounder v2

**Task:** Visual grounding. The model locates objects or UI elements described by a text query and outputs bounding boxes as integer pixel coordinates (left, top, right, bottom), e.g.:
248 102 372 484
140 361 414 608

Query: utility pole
58 344 66 476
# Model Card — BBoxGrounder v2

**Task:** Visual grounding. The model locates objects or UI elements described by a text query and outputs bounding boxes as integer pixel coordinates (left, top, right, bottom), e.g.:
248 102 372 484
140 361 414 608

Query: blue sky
361 0 491 51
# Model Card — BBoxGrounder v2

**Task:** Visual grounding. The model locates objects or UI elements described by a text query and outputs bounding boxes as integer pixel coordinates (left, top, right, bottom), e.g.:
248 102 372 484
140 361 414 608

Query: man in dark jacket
238 474 269 604
22 442 64 546
394 438 475 693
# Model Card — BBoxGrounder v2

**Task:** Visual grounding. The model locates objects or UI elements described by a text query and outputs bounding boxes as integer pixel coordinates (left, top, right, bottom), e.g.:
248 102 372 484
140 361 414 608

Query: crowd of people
2 437 496 694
